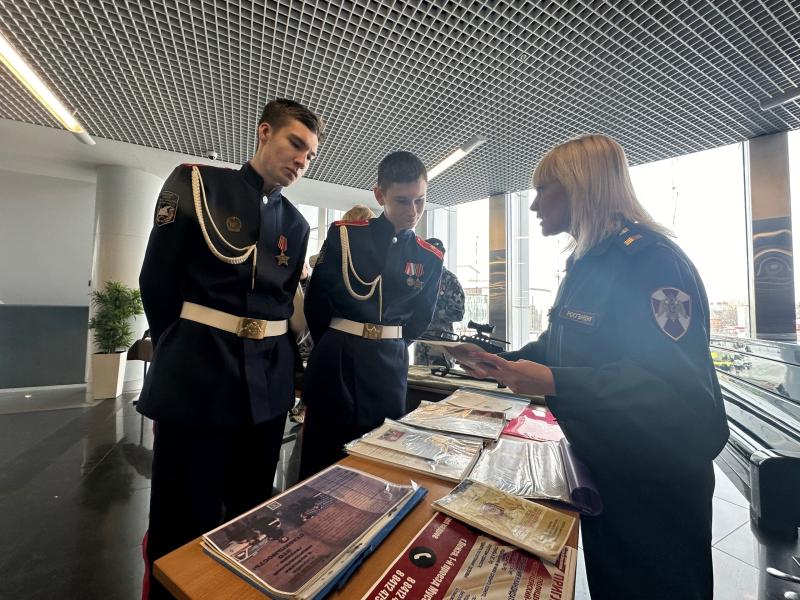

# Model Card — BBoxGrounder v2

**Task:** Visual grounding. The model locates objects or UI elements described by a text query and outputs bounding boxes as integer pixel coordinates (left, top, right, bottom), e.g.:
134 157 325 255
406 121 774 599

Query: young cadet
137 99 324 599
299 151 443 478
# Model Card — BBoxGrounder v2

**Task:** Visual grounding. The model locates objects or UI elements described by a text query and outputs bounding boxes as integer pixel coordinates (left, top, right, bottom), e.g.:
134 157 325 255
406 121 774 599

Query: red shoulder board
181 163 199 167
334 219 370 226
416 237 444 260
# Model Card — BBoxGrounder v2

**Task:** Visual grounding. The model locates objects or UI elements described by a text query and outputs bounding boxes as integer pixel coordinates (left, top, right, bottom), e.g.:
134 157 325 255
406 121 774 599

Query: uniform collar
575 221 635 262
241 162 284 199
376 212 417 239
585 233 616 257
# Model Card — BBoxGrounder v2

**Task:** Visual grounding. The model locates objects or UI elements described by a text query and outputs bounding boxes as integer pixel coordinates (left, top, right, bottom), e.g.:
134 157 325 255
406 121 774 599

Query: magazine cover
502 406 565 441
355 420 484 461
202 465 414 598
360 512 576 600
345 434 482 483
399 403 505 440
443 388 529 420
431 479 575 562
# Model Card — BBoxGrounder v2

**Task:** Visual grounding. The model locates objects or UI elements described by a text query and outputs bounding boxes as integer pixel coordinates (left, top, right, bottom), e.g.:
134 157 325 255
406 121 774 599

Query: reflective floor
0 386 795 599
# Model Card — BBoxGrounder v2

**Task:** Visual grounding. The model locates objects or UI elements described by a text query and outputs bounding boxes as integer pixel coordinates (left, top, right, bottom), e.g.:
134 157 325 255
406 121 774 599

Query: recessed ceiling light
0 30 94 145
428 135 487 180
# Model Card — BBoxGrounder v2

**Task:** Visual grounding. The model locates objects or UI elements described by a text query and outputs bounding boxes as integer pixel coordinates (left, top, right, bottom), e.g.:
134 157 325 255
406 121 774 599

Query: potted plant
89 281 144 399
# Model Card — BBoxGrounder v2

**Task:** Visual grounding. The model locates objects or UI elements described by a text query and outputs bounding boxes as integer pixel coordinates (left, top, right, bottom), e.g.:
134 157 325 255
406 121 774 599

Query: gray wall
0 168 95 306
0 305 89 388
0 168 95 388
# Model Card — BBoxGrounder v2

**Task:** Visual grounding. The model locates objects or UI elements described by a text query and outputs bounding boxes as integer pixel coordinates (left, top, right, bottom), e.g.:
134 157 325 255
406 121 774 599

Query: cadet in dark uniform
451 135 729 600
413 238 465 366
137 99 324 599
299 151 443 478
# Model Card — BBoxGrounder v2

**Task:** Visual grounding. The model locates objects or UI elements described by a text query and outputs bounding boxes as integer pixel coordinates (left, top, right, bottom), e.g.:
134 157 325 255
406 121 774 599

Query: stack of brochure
399 401 505 441
468 437 602 515
344 419 483 482
432 479 576 563
442 387 529 420
361 512 576 600
201 465 426 600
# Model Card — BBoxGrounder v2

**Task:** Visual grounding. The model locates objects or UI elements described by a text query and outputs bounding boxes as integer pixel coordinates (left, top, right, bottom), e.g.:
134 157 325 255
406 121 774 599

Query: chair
127 330 153 406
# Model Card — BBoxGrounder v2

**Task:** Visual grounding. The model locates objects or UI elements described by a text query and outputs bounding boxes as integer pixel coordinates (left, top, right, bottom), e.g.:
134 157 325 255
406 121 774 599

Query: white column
87 166 164 392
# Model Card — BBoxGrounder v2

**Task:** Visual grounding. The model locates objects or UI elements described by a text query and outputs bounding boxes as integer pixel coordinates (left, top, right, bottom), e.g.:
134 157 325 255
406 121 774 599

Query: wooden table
155 456 579 599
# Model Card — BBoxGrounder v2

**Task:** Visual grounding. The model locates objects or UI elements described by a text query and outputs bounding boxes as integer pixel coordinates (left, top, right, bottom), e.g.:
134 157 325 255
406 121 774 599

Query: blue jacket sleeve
139 166 192 347
546 244 729 476
304 223 339 343
499 332 550 362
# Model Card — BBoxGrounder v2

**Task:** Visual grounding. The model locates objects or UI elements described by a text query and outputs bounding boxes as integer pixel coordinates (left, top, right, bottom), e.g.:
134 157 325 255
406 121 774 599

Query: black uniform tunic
502 222 729 600
300 214 443 476
138 162 309 426
137 162 309 599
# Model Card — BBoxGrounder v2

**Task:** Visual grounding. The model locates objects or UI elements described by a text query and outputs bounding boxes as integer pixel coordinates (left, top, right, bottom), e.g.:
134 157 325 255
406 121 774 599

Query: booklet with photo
344 421 483 482
432 479 576 563
468 437 603 516
353 419 464 460
399 402 505 441
360 512 576 600
201 465 426 600
443 387 529 420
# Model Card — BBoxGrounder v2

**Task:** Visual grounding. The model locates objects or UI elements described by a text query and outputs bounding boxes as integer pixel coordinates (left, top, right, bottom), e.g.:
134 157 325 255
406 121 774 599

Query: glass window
508 191 570 347
506 142 750 345
426 205 457 272
789 130 800 329
630 143 750 337
454 198 490 336
297 204 319 265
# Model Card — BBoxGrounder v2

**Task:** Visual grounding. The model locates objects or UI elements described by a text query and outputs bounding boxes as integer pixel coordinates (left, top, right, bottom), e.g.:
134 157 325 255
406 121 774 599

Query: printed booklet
201 465 426 599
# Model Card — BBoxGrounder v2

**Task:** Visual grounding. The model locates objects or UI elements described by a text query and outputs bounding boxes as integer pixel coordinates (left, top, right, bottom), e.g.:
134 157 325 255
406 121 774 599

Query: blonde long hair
532 134 671 259
342 204 375 221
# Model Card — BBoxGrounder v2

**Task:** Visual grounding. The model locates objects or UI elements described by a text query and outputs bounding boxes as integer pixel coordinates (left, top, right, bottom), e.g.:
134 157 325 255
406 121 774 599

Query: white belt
180 302 288 339
329 317 403 340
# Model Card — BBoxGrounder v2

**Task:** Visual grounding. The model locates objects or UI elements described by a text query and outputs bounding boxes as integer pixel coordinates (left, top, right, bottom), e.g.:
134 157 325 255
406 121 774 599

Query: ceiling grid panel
0 0 798 205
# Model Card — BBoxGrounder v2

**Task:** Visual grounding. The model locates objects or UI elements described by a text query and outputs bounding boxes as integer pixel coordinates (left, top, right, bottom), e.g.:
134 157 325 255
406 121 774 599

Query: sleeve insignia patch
155 190 178 226
651 287 691 340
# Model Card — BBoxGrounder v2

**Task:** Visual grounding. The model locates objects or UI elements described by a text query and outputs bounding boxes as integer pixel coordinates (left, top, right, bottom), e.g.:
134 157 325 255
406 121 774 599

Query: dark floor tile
0 408 85 469
0 386 99 415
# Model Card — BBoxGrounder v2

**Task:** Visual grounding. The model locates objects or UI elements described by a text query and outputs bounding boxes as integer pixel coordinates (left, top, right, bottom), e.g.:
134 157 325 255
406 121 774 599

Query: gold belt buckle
362 323 383 339
237 318 268 339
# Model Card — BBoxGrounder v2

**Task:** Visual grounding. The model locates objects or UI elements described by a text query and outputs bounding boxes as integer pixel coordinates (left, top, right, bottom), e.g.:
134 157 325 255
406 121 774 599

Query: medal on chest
275 234 290 267
404 262 424 288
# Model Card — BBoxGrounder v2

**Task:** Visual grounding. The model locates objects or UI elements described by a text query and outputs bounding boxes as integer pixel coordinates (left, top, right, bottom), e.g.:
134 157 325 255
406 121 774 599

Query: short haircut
377 151 427 190
258 99 326 142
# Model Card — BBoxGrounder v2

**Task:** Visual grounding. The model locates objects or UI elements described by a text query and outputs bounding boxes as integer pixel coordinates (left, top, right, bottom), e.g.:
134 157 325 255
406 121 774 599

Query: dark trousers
581 464 715 600
144 415 286 599
297 406 373 480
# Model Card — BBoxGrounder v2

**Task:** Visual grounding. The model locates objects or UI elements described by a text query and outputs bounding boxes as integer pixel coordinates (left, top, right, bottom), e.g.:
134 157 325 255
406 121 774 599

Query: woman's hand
446 343 497 378
469 355 556 396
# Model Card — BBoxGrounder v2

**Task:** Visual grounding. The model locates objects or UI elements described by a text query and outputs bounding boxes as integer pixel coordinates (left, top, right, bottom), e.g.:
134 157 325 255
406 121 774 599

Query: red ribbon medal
275 235 290 266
